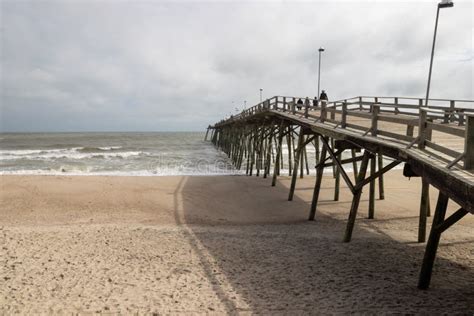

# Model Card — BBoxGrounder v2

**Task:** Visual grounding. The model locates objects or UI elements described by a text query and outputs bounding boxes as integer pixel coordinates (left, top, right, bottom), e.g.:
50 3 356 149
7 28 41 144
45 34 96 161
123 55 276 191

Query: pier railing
216 96 474 170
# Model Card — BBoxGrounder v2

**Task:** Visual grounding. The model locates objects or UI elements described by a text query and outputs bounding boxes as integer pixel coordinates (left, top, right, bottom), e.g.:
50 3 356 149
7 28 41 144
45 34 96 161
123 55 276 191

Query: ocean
0 132 397 176
0 132 239 176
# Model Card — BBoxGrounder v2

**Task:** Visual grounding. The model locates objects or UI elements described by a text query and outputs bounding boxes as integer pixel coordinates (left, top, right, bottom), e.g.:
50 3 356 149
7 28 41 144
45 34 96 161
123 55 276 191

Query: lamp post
244 100 247 109
425 0 453 107
259 88 263 102
317 47 325 99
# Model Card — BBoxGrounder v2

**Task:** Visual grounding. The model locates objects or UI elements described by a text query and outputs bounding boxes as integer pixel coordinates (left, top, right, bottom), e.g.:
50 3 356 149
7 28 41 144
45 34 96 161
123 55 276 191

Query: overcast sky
1 0 472 132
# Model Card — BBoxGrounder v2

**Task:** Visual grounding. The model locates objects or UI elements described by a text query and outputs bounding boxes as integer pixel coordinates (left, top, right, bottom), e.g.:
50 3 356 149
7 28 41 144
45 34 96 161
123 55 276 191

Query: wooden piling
272 122 285 186
288 130 305 201
368 155 376 219
378 154 385 200
351 149 358 181
287 127 293 176
334 151 341 201
418 192 449 289
309 138 328 221
343 151 371 242
263 125 274 178
418 178 430 242
300 135 304 179
304 146 310 175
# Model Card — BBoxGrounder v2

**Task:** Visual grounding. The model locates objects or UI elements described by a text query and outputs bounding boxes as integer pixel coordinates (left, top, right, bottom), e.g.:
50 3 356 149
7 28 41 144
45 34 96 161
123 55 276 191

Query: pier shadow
174 175 473 313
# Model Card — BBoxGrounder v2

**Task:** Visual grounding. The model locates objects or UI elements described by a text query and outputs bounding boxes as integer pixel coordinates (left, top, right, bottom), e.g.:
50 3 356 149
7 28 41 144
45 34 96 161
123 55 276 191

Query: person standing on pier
297 98 303 110
313 96 318 107
320 90 328 103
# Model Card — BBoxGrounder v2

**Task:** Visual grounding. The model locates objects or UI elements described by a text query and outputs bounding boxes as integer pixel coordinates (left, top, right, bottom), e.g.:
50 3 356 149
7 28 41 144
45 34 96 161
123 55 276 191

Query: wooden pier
207 95 474 289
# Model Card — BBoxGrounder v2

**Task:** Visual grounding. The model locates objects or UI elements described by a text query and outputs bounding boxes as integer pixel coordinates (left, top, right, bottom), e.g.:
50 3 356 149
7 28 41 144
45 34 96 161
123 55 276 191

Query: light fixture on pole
317 47 325 99
425 0 453 107
260 88 263 102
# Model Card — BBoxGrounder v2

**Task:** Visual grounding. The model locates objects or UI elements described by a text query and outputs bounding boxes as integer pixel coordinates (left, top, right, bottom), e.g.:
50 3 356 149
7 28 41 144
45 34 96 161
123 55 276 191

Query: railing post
449 100 455 123
444 100 454 123
370 97 378 113
292 97 296 114
341 101 347 128
371 104 380 136
464 114 474 170
273 96 278 110
458 109 465 126
418 108 428 149
359 97 363 111
304 98 309 118
321 101 327 123
394 97 399 114
283 97 287 112
419 98 424 107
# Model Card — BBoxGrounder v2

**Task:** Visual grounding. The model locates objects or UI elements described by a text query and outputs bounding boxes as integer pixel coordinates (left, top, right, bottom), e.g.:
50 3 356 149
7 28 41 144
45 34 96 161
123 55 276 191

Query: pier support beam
378 154 385 200
343 154 402 242
272 122 285 186
288 131 314 201
344 151 371 242
418 178 430 243
309 138 328 221
288 130 305 201
368 155 376 219
418 193 468 289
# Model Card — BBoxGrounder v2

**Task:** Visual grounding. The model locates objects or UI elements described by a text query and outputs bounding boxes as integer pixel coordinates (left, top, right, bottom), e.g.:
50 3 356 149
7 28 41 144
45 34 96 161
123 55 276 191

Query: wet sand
0 171 472 313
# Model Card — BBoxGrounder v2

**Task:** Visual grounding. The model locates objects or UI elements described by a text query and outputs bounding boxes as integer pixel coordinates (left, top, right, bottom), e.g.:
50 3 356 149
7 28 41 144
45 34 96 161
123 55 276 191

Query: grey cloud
1 0 472 132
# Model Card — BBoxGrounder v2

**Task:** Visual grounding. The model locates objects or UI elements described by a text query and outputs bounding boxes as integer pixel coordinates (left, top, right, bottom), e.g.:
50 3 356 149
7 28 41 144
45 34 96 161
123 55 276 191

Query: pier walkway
207 96 474 289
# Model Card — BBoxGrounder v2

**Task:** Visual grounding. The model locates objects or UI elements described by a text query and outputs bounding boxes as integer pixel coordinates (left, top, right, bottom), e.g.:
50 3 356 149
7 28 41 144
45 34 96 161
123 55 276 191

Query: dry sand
0 171 472 314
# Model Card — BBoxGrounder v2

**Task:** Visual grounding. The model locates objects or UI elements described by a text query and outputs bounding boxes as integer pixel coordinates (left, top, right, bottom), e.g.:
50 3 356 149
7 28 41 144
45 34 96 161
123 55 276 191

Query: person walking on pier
320 90 328 103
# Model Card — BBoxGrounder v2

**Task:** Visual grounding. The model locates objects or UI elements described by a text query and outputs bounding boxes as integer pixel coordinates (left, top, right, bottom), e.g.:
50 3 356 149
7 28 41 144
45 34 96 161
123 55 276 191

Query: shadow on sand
173 176 473 313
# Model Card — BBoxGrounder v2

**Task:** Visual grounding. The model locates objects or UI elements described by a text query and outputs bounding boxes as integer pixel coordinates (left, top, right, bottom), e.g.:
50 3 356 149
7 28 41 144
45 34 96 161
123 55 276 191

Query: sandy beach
0 171 472 314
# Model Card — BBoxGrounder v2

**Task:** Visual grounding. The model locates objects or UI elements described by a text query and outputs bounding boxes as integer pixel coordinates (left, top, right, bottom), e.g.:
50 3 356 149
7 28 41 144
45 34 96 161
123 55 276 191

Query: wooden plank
345 123 370 132
425 140 462 159
378 130 415 142
436 208 468 233
355 160 401 190
346 111 372 119
427 122 464 137
377 114 419 126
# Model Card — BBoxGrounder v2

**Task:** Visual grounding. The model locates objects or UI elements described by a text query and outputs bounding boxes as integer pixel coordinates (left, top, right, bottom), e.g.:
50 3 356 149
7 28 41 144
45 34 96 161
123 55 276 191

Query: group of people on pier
296 90 328 110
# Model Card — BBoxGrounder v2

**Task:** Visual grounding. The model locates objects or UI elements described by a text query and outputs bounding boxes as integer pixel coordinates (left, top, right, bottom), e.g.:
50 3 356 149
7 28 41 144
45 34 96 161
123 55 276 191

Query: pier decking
207 96 474 289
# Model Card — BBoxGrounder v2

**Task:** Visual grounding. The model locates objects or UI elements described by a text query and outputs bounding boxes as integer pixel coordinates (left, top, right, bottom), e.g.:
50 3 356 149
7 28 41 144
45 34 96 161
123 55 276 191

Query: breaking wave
0 147 145 161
